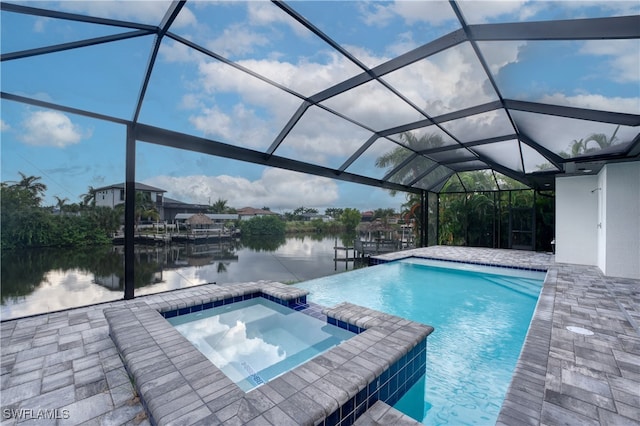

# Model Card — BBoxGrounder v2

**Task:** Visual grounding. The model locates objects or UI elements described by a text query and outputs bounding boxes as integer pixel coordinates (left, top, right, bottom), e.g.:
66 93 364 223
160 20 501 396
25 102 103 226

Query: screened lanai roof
2 1 639 195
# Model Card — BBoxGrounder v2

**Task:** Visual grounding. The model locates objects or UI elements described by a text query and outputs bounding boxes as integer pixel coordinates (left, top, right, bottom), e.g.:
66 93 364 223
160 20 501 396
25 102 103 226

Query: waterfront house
95 182 165 210
237 207 279 220
94 182 210 222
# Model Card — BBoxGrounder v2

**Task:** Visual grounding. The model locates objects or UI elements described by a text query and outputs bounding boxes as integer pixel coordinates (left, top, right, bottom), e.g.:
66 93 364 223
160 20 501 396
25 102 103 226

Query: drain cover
566 326 594 335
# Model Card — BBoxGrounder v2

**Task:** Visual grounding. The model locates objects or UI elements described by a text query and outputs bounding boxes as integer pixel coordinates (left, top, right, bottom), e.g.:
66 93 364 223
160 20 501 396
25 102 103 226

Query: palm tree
10 172 47 205
210 198 228 214
583 125 620 154
570 138 585 157
87 206 121 236
81 186 97 208
563 125 620 157
54 196 68 214
401 192 422 241
437 171 497 246
375 132 446 195
135 191 159 230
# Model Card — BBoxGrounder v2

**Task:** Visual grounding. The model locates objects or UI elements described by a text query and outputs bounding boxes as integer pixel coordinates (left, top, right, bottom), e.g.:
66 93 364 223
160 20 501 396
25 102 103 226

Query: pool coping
105 281 434 425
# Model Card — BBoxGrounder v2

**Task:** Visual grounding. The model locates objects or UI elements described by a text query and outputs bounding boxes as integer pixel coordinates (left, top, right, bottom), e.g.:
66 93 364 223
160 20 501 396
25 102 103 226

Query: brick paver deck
2 246 638 425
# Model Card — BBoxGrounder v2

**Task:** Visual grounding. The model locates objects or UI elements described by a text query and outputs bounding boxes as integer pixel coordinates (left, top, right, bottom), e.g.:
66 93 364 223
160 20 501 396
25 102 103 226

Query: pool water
167 298 355 391
296 257 546 425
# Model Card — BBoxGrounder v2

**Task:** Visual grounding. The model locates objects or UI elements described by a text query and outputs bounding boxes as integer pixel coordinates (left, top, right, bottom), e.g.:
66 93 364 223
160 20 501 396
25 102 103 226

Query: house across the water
94 182 210 222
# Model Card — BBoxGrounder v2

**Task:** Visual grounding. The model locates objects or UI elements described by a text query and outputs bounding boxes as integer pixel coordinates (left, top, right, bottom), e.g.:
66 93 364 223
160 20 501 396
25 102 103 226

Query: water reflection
1 234 365 320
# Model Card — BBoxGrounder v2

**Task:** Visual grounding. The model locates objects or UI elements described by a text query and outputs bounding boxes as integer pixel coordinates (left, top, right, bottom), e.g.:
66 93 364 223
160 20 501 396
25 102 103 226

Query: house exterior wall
597 168 607 272
94 187 167 221
95 188 123 208
600 162 640 279
556 162 640 279
555 175 599 266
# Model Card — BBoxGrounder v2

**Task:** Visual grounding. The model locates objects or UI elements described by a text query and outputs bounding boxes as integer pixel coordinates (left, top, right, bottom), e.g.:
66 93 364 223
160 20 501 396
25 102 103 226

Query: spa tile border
105 281 434 426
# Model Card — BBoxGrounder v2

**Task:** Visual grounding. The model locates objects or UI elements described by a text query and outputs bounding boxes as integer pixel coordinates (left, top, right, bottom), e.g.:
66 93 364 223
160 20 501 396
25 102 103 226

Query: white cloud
383 42 496 116
2 269 120 319
342 44 392 69
441 109 514 142
236 53 362 96
179 93 202 110
393 1 458 26
547 1 639 17
580 40 639 84
360 1 455 27
145 168 339 210
386 31 420 57
455 1 528 24
19 111 90 148
156 1 636 178
539 93 639 115
512 109 638 155
189 105 235 140
174 315 285 385
196 60 300 112
0 120 9 132
479 41 525 75
206 24 270 57
179 59 302 150
188 103 270 149
61 1 197 28
278 106 373 166
480 39 639 114
246 2 309 38
160 39 199 63
359 2 397 27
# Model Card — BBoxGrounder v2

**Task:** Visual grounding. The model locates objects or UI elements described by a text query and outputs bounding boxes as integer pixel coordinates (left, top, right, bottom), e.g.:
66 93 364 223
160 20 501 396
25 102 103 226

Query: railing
354 239 403 256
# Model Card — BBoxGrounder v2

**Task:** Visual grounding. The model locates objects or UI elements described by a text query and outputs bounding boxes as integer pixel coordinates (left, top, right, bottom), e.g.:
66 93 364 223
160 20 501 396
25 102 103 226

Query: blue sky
1 1 638 212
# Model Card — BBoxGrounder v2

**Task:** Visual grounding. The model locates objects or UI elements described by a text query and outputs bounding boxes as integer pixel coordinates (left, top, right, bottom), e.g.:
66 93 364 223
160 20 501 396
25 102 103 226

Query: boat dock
112 230 237 245
334 239 412 269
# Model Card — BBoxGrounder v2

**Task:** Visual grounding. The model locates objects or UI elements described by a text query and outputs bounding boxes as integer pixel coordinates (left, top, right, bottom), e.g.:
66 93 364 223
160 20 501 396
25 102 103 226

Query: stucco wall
601 162 640 279
556 163 640 279
597 168 607 272
95 188 120 208
555 175 599 266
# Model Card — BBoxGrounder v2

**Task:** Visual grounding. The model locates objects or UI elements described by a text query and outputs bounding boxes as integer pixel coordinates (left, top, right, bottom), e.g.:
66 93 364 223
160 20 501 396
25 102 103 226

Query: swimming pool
167 297 355 391
296 257 546 425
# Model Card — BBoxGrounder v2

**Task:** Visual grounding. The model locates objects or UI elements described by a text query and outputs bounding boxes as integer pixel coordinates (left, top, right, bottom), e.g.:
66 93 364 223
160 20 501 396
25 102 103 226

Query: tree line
1 173 122 249
0 173 386 249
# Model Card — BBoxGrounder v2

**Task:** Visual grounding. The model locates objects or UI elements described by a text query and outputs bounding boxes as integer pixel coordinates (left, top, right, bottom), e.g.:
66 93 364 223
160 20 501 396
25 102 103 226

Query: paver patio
1 246 638 425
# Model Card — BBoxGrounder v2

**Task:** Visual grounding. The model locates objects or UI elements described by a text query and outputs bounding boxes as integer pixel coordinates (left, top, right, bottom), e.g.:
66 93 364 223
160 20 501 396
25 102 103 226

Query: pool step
483 275 542 298
252 335 340 383
354 401 422 426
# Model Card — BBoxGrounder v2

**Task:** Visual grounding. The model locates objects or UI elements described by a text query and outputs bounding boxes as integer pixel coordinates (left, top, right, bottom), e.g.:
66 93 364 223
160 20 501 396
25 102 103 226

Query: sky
1 0 638 212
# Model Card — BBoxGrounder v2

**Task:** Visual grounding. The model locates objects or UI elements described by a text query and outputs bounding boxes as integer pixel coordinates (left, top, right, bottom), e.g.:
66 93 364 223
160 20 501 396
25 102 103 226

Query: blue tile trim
326 316 366 334
321 336 428 426
161 293 320 324
372 255 548 272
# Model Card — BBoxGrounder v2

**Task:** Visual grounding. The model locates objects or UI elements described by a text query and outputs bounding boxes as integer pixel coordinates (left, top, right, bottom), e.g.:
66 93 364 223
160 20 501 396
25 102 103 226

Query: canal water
1 234 364 320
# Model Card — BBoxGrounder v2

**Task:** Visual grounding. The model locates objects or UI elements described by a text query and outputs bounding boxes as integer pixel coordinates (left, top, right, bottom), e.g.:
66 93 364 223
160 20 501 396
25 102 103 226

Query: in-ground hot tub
167 297 355 391
105 282 433 425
